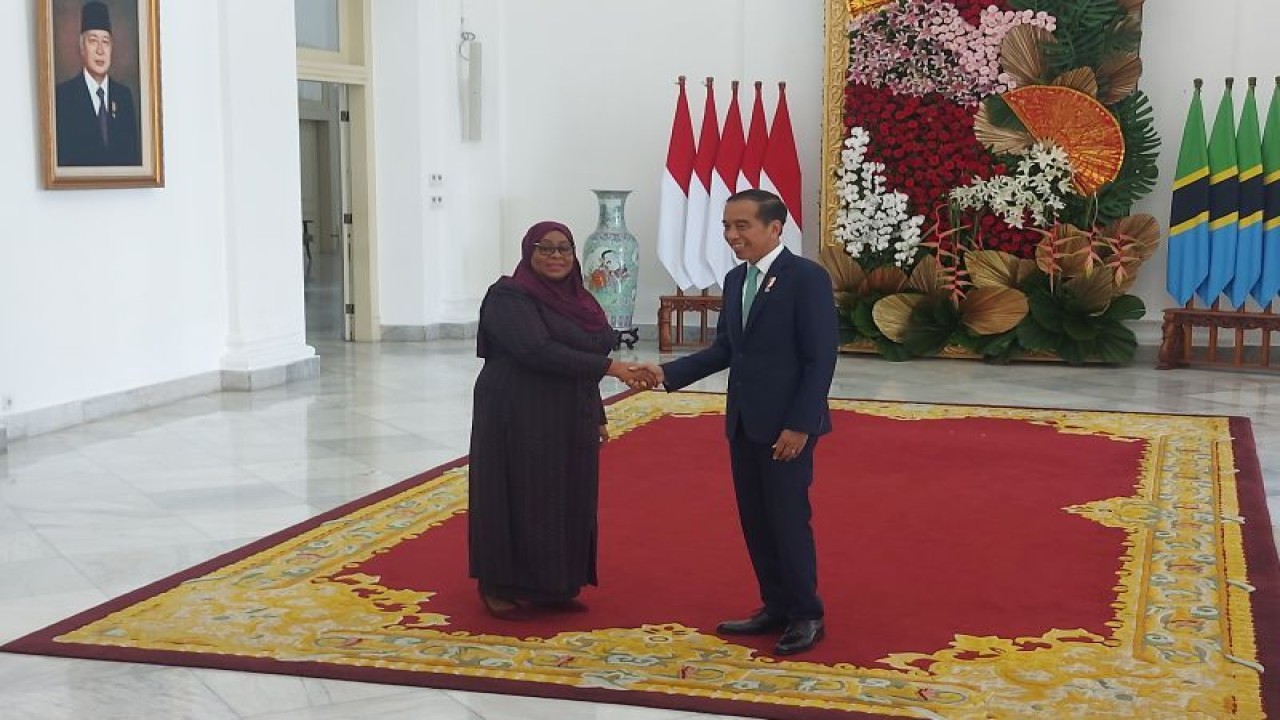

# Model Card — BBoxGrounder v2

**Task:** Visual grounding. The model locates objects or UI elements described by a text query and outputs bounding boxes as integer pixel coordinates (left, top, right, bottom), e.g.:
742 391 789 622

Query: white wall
370 0 823 330
2 1 310 421
369 0 427 326
371 0 505 328
496 0 823 329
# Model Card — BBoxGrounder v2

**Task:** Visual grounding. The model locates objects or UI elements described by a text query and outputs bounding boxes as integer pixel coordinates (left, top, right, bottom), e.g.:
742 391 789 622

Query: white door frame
296 0 380 341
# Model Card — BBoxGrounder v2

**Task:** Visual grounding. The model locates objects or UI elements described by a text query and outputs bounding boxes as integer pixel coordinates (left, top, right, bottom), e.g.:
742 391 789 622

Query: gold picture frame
821 0 891 254
37 0 164 189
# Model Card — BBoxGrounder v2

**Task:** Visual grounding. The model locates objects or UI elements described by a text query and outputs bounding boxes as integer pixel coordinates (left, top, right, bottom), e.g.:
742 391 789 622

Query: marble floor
1 339 1277 720
305 249 347 342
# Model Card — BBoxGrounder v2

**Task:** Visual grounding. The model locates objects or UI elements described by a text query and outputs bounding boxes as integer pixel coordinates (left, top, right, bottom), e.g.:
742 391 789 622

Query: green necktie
742 265 760 328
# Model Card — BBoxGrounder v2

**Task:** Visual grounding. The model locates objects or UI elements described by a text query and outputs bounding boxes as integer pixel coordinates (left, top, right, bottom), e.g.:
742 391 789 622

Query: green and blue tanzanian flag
1200 81 1239 305
1256 77 1280 306
1167 81 1210 306
1231 79 1264 308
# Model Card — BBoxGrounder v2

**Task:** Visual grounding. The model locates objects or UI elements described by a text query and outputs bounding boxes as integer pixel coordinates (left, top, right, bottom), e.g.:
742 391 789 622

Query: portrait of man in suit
53 1 141 167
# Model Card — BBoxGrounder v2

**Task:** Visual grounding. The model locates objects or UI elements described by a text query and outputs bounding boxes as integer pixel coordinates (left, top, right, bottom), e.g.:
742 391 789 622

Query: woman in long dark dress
468 221 641 618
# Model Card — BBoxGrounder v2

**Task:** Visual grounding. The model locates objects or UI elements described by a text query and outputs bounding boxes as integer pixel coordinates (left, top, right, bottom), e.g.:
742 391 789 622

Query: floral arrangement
831 0 1161 364
849 0 1057 106
833 127 925 268
949 142 1074 229
841 85 1041 257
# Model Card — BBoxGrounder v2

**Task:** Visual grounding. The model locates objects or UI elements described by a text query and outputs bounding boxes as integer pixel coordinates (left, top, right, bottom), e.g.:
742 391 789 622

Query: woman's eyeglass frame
533 243 576 258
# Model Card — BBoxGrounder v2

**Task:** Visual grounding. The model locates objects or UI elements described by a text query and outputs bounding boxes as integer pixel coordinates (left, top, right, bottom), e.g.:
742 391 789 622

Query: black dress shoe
775 619 824 655
716 610 789 635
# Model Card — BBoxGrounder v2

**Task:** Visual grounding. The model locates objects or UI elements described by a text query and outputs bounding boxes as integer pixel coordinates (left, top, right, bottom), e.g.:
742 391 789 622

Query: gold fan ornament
1001 85 1126 196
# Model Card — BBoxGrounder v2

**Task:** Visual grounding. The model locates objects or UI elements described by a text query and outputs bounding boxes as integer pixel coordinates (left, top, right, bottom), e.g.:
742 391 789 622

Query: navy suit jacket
663 247 838 444
54 75 141 167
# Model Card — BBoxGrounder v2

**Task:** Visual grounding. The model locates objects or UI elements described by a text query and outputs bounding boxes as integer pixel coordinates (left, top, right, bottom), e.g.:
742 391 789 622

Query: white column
216 1 316 381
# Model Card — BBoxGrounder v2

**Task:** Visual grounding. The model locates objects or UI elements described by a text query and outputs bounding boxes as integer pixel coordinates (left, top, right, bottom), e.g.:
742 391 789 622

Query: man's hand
627 362 665 390
772 429 809 461
609 360 659 389
599 424 610 443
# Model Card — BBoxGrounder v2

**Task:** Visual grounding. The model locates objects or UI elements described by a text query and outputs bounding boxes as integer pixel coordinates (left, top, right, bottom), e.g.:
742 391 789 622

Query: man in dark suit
54 1 141 167
638 189 838 655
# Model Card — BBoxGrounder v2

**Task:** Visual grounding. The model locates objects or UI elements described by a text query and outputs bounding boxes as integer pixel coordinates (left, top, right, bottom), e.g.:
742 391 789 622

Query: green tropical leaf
985 95 1026 131
1011 0 1126 73
1028 290 1065 332
1058 340 1088 365
977 330 1020 362
837 314 860 345
852 298 882 339
952 329 984 352
1095 92 1162 223
931 297 961 325
1093 321 1138 362
1017 316 1061 352
1102 294 1146 321
1019 269 1052 293
904 297 961 357
1063 316 1100 341
874 336 915 362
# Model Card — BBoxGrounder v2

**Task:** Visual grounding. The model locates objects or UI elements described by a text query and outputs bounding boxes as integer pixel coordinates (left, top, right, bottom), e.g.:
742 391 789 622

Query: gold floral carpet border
3 393 1278 719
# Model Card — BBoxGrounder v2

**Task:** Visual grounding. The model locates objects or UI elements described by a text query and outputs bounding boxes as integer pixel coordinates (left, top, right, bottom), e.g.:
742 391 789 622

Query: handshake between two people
607 360 664 390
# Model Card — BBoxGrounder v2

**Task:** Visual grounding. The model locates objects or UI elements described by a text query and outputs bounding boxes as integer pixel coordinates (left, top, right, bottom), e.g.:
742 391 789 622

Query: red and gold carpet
5 393 1279 719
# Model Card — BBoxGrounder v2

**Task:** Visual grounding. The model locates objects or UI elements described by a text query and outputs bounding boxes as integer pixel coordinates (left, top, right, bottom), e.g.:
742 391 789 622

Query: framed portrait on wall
37 0 164 189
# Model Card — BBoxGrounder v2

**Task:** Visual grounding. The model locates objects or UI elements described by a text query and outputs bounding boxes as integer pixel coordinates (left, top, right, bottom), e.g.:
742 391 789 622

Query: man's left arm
784 263 838 435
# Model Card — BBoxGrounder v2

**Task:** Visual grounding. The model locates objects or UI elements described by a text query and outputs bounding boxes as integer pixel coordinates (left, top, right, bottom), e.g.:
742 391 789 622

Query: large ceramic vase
582 189 639 332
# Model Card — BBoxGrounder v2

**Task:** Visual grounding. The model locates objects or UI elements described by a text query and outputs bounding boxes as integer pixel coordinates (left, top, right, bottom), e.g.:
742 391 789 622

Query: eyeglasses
533 244 575 258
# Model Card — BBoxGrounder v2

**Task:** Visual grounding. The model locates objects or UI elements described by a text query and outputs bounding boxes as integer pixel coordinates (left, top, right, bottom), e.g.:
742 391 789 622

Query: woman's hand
599 424 610 443
607 360 655 389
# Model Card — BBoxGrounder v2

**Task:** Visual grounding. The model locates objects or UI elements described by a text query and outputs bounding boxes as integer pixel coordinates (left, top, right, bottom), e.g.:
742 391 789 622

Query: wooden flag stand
1157 301 1280 371
657 288 722 352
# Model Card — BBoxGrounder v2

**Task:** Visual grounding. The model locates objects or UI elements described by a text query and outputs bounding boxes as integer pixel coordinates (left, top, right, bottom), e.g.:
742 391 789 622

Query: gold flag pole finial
1225 76 1235 90
705 76 714 88
1248 76 1257 89
1194 78 1203 90
677 75 686 87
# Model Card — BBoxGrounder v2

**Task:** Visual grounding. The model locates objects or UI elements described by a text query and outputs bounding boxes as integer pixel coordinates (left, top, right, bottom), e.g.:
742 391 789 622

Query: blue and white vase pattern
582 190 639 331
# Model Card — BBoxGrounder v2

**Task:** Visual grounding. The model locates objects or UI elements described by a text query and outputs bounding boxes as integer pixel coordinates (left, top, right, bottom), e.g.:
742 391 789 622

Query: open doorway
298 80 352 341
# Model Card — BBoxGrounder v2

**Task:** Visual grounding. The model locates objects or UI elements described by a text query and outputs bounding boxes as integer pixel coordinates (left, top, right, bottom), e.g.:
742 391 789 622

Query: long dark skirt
468 372 601 602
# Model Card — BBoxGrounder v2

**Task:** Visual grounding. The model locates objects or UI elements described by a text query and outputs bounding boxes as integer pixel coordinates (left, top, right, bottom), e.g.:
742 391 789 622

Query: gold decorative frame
37 0 164 189
821 1 890 258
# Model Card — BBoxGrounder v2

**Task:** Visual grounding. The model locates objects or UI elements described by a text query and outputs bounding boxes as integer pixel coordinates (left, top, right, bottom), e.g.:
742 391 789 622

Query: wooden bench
658 293 722 352
1157 304 1280 371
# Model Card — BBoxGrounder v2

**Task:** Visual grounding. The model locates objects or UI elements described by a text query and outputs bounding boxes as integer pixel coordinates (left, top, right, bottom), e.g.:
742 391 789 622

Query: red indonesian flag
657 77 697 289
740 81 768 190
704 81 747 282
761 82 803 251
681 78 721 290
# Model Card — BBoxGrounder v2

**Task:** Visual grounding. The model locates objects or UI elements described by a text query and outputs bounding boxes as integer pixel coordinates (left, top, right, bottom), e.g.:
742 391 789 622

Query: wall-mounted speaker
459 38 482 142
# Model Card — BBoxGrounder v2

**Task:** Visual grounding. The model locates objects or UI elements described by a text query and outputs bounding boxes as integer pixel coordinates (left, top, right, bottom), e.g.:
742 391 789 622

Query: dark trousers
728 427 823 621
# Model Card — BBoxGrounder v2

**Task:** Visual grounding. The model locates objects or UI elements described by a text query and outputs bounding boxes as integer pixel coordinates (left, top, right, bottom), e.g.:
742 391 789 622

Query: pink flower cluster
848 0 1056 106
